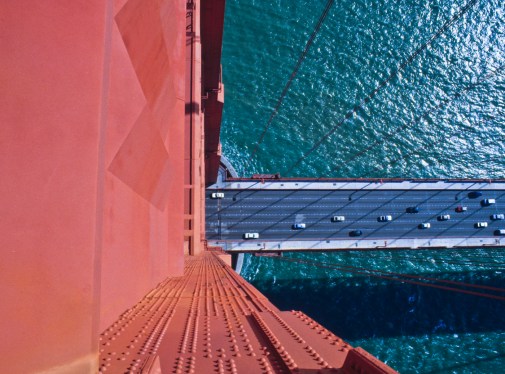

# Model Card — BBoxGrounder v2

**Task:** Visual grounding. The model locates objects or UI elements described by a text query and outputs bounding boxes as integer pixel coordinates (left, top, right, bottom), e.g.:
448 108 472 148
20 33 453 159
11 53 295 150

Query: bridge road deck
206 179 505 252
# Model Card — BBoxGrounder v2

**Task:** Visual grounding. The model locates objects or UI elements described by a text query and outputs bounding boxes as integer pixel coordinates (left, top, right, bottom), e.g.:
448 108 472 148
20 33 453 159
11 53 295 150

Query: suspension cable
246 0 336 173
281 256 505 293
351 250 505 268
355 251 505 269
276 256 505 301
356 113 504 178
332 63 505 176
285 0 480 175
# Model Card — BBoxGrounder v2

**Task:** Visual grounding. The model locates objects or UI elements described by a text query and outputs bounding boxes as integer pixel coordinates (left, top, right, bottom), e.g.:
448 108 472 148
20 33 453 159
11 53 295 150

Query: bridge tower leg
184 0 205 255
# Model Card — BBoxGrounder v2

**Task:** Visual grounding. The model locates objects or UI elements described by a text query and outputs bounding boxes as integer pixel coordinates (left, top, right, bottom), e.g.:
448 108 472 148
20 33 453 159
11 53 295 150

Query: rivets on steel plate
99 252 362 373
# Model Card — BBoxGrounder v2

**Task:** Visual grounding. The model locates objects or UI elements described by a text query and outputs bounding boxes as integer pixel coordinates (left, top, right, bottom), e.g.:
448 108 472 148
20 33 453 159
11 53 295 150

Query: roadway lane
206 189 505 241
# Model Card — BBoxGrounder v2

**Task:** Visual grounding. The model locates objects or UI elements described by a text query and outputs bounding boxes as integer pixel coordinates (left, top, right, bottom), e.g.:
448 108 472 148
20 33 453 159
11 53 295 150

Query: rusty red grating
99 252 397 373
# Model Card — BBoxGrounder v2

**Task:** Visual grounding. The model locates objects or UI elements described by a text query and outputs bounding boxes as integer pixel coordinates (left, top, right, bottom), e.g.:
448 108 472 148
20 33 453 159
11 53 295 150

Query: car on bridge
437 214 451 221
481 198 496 206
377 215 392 222
491 214 505 220
418 223 431 229
331 216 345 222
468 191 483 198
292 223 306 230
455 206 467 212
475 222 488 228
494 229 505 236
349 230 362 237
211 192 224 199
406 206 419 213
243 232 259 239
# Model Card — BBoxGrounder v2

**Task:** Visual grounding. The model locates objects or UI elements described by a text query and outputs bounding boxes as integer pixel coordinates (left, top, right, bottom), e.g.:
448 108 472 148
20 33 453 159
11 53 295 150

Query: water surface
221 1 505 372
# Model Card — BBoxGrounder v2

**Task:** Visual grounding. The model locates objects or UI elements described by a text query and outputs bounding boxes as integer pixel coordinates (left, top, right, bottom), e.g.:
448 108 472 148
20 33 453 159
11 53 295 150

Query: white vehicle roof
244 232 259 238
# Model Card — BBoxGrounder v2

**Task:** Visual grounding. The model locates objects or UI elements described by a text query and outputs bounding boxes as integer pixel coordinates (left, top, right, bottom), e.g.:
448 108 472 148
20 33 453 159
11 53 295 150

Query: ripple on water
223 0 505 371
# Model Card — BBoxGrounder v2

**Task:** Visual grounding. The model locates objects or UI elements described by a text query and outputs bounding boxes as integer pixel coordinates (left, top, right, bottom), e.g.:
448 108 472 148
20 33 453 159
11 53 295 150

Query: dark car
406 206 420 213
349 230 363 237
481 198 496 206
468 191 483 198
455 206 467 212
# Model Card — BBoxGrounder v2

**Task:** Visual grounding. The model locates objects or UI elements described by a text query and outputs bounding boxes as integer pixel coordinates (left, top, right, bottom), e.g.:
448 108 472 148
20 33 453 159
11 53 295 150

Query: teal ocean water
221 1 505 372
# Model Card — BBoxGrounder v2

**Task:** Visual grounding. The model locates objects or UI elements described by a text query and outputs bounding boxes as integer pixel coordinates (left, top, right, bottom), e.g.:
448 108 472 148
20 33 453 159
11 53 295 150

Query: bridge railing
226 176 505 183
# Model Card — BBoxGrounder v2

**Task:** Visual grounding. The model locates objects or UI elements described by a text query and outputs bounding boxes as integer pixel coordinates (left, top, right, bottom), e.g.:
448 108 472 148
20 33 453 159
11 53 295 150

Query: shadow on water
248 269 505 341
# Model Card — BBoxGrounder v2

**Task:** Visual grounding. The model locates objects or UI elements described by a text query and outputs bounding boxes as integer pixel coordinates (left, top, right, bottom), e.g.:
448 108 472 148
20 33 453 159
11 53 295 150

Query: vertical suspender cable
246 0 336 173
285 0 480 175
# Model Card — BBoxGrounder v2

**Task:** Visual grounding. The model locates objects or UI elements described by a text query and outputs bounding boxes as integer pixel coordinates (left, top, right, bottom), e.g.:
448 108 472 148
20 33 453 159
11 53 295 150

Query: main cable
353 251 505 269
333 63 505 176
356 111 505 178
246 0 335 173
276 256 505 301
280 256 505 293
285 0 480 175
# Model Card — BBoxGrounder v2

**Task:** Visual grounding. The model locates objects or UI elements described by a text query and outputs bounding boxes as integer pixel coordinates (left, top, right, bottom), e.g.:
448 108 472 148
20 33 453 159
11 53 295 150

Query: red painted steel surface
99 252 397 373
204 92 224 185
184 0 208 256
1 0 186 371
2 1 396 372
201 0 226 91
201 0 226 185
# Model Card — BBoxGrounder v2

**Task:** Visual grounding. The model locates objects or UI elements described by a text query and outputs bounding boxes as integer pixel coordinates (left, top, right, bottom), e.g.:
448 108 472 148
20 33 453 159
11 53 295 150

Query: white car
378 215 392 222
491 214 505 220
243 232 259 239
331 216 345 222
437 214 451 221
494 229 505 236
211 192 224 199
292 223 306 229
418 223 431 229
475 222 488 228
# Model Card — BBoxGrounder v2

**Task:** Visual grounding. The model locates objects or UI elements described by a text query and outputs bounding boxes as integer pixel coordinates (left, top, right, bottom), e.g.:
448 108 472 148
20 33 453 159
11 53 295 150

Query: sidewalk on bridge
210 179 505 191
209 236 505 252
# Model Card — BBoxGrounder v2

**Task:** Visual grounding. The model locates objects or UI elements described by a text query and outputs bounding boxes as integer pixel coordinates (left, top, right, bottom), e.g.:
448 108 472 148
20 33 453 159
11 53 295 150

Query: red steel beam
201 0 226 185
99 252 397 373
184 0 206 255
